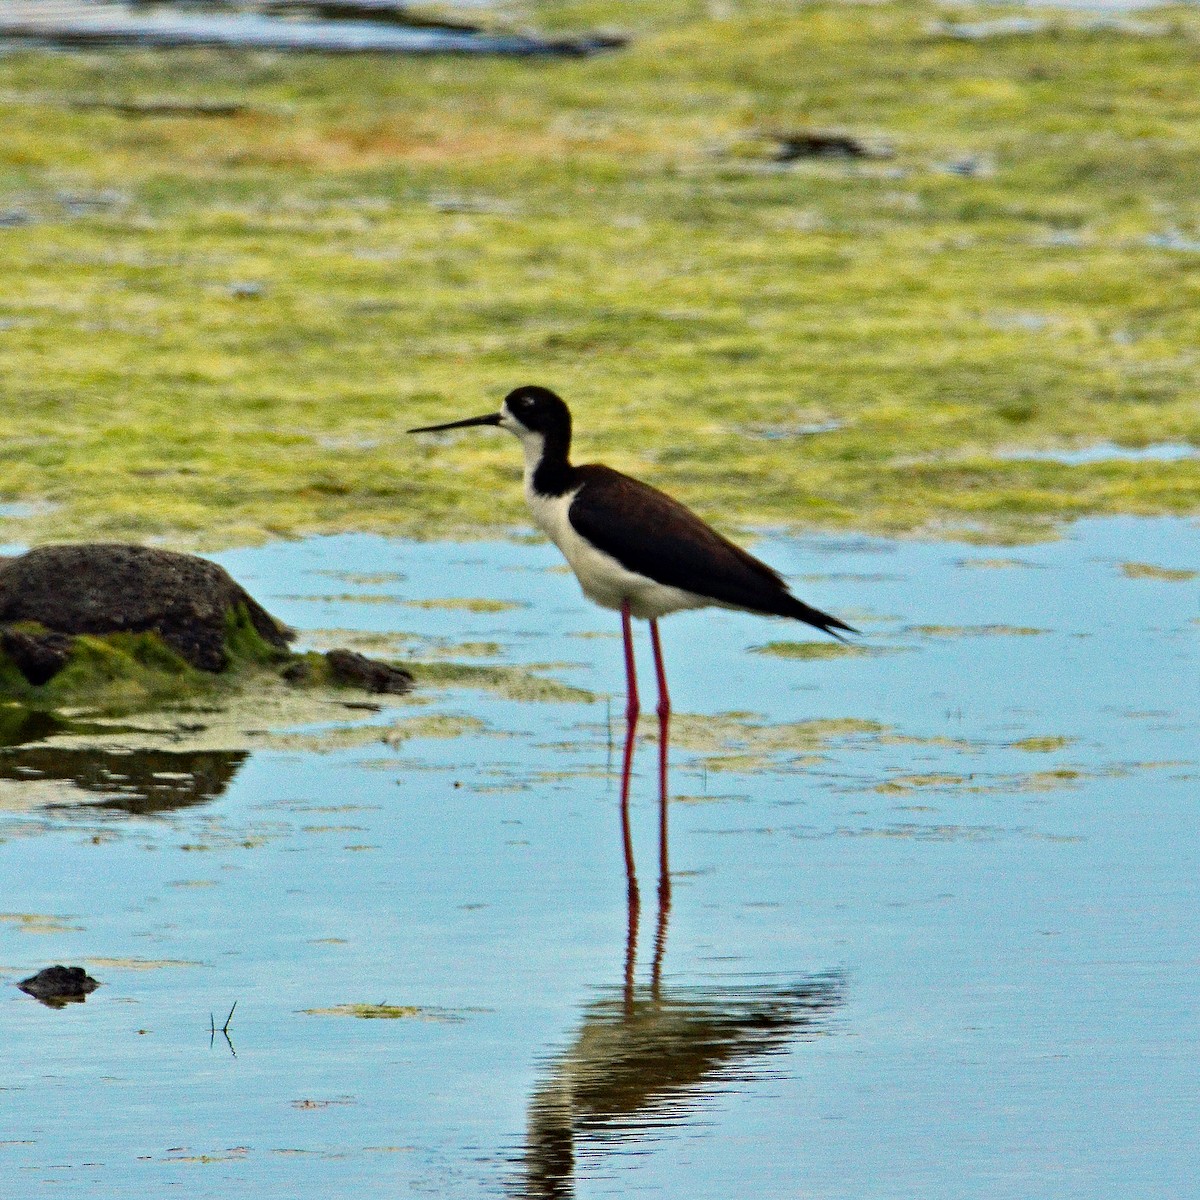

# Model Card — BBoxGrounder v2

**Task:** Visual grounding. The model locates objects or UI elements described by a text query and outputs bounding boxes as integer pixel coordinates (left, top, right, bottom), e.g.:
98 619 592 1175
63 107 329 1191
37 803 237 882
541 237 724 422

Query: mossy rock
0 543 290 671
0 544 412 712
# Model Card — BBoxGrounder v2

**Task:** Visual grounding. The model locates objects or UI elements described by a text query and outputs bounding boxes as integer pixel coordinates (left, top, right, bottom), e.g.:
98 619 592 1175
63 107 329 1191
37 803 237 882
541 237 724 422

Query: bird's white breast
523 480 709 620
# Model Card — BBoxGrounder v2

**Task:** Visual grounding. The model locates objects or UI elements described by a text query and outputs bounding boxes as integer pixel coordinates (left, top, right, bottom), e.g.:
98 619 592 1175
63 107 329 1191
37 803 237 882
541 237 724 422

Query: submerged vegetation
0 0 1198 546
0 603 289 713
0 601 416 719
302 1003 443 1019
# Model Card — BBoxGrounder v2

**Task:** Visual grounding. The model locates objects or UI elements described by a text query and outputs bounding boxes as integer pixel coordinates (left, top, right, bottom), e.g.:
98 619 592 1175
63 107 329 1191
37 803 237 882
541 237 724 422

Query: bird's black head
407 386 574 490
501 386 571 441
407 385 571 443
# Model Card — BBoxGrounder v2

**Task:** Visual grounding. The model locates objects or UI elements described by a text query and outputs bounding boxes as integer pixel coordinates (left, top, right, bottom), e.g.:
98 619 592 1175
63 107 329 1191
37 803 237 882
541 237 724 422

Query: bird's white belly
525 486 708 619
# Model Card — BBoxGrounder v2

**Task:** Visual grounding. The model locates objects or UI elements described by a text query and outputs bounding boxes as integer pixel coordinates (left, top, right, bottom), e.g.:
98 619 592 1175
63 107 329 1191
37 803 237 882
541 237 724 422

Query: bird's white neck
516 429 549 490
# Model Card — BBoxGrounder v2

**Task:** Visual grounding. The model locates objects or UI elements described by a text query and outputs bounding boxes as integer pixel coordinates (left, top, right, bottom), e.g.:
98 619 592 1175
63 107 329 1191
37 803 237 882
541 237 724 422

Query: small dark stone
0 544 292 672
18 965 100 1007
281 658 312 684
1 628 75 685
325 649 414 695
770 130 885 162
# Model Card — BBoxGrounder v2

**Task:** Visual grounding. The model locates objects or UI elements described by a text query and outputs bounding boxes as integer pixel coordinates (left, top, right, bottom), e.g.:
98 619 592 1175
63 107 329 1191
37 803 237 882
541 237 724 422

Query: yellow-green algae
875 772 970 793
867 760 1179 797
1012 734 1075 752
0 653 590 775
0 911 82 934
302 1003 443 1020
411 660 594 702
1119 562 1198 581
958 558 1040 570
638 711 888 772
0 604 377 716
751 640 886 659
905 624 1047 637
648 712 886 750
401 598 525 613
0 1 1198 550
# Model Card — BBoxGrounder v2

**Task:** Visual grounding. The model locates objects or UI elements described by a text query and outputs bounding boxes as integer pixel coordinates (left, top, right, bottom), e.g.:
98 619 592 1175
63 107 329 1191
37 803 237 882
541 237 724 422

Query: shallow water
999 441 1199 465
0 517 1197 1198
0 1 613 56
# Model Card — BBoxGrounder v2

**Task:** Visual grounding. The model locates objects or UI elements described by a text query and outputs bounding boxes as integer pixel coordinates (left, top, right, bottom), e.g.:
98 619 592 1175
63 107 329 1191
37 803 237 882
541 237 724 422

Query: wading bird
408 386 855 813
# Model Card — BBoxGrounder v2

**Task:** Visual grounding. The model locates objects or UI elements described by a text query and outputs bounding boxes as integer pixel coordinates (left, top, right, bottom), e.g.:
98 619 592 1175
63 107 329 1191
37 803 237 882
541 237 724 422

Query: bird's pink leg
618 601 640 924
648 618 670 720
649 618 672 922
649 617 671 806
621 599 640 726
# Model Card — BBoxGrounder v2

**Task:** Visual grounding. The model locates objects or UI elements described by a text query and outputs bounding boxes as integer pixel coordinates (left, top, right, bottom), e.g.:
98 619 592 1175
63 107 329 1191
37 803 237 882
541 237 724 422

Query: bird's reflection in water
518 973 843 1198
513 724 845 1198
617 691 672 1003
0 743 248 814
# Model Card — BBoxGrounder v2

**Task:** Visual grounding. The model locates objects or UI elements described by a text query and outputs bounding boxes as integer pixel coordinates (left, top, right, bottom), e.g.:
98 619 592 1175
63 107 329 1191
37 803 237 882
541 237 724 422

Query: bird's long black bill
407 412 502 434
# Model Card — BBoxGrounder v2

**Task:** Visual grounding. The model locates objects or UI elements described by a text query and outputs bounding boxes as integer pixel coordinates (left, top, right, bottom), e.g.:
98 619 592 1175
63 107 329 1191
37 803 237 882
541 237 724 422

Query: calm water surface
0 517 1196 1198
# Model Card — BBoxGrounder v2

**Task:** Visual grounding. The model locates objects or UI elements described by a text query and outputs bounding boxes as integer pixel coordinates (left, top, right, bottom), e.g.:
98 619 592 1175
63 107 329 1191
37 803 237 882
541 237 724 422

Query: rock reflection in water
0 707 70 747
516 973 844 1198
0 745 248 814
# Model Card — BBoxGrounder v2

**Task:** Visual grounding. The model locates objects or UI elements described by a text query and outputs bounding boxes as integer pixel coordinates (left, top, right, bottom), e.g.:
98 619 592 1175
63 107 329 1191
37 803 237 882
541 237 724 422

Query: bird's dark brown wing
568 466 784 609
568 466 856 637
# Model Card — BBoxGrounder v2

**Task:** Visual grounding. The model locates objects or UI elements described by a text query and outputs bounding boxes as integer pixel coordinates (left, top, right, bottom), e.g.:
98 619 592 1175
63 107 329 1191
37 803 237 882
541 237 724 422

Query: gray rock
325 648 414 694
0 543 292 675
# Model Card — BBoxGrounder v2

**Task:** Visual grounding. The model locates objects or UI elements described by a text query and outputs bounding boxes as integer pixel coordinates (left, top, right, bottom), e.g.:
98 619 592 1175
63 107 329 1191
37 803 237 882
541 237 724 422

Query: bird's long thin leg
618 601 640 942
648 616 671 837
648 617 670 794
622 600 641 726
648 618 670 719
648 617 672 977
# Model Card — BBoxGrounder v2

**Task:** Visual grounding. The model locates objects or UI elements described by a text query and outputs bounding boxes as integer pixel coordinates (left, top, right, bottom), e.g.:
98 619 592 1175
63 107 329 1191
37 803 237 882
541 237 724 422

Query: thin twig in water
210 1002 239 1056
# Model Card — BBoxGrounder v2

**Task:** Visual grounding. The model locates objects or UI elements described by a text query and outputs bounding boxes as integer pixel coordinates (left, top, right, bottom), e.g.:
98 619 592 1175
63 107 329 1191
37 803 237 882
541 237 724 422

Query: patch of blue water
0 3 599 56
0 500 59 520
998 442 1198 465
0 516 1196 1198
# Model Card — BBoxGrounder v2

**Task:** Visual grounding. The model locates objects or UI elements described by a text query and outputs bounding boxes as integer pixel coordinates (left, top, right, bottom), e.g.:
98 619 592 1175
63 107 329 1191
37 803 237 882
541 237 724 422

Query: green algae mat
1 0 1198 548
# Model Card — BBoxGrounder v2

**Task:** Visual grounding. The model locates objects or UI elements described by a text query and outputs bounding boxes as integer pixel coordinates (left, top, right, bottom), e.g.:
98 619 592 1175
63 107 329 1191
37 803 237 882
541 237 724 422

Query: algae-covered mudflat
2 0 1199 547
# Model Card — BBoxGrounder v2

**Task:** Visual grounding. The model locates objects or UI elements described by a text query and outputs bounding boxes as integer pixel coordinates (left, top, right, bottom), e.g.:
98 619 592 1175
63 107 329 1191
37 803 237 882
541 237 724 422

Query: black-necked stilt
408 386 856 807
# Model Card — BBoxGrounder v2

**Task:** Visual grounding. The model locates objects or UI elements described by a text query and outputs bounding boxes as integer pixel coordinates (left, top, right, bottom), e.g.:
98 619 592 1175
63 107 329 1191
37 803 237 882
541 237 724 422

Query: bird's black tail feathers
780 595 859 642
